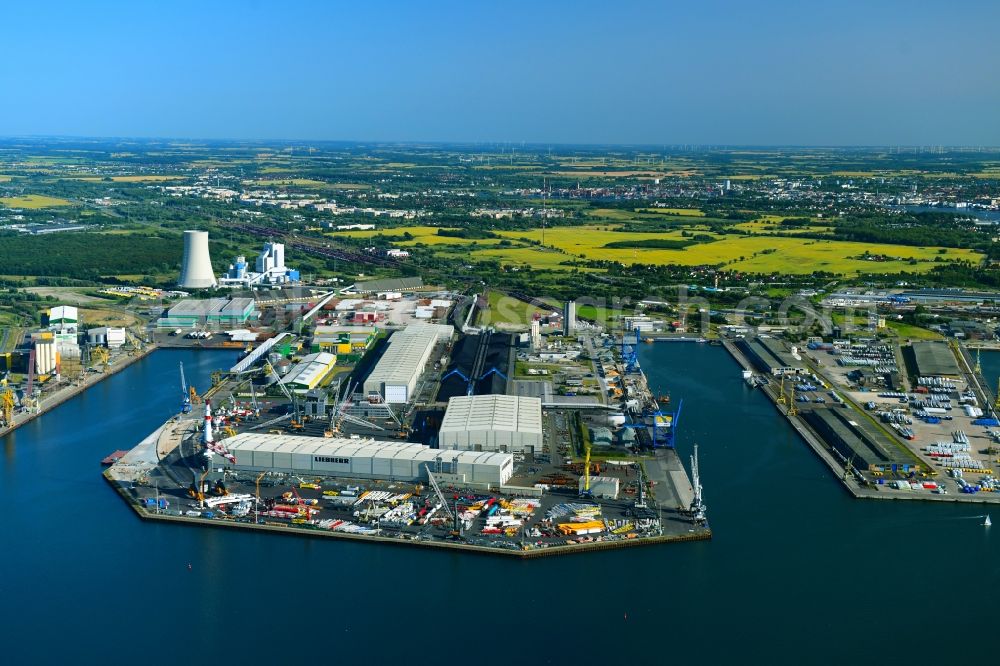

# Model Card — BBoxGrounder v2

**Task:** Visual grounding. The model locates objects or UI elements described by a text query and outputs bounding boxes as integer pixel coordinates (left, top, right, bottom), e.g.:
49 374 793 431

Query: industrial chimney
178 230 218 289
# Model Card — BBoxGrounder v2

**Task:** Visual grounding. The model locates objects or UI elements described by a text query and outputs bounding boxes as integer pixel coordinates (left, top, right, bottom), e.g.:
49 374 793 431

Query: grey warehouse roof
911 341 961 377
225 432 510 467
439 394 543 436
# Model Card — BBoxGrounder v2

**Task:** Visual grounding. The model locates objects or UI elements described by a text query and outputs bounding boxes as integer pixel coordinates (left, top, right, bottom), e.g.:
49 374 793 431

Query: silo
178 230 218 289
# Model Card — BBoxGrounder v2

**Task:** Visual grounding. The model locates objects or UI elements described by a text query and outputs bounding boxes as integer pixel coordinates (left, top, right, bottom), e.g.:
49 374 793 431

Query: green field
636 207 705 217
478 291 555 326
884 321 944 340
0 194 73 208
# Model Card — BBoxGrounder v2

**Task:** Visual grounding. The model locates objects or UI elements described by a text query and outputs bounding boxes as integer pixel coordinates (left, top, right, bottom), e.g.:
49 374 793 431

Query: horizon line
2 135 1000 151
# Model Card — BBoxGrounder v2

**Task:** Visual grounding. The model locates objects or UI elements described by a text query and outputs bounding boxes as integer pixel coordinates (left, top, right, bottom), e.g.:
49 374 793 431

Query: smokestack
203 400 214 444
178 230 218 289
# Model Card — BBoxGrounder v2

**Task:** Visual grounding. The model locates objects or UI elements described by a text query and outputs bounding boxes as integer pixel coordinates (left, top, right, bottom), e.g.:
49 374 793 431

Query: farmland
332 226 480 245
0 194 73 208
494 226 984 275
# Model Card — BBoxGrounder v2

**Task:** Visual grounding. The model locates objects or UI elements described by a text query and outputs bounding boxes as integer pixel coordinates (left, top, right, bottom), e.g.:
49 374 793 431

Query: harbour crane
326 381 383 436
179 362 192 413
377 394 410 439
1 386 15 427
424 464 454 521
264 361 302 427
689 444 706 525
91 346 110 372
620 328 641 373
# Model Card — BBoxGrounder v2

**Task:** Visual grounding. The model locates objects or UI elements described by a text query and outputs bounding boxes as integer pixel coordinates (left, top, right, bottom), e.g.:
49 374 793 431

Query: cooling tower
178 230 218 289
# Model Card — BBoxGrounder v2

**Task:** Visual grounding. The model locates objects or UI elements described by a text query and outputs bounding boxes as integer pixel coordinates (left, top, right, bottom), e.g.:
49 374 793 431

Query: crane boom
265 361 300 421
424 464 454 520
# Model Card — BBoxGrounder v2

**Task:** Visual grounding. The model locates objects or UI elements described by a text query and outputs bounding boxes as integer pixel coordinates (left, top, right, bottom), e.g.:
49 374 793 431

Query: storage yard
730 333 1000 503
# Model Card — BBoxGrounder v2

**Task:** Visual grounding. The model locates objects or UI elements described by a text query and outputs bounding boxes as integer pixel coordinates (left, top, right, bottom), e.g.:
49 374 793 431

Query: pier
721 336 1000 504
1 344 158 439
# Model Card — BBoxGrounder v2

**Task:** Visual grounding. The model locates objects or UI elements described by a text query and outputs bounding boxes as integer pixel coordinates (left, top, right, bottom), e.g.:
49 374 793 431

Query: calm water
2 347 1000 665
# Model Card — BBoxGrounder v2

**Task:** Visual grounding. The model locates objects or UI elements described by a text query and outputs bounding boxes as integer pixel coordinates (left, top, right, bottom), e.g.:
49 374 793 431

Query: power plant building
363 323 453 404
157 298 256 329
224 433 514 485
438 394 543 453
177 230 218 289
219 241 300 288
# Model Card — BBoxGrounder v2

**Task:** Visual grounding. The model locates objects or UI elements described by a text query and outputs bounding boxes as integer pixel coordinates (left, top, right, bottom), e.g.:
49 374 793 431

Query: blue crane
651 398 682 448
621 328 641 373
441 367 509 396
441 368 474 396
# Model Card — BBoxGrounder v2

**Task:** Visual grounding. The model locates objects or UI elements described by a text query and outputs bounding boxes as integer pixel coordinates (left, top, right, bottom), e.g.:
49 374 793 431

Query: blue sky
2 0 998 145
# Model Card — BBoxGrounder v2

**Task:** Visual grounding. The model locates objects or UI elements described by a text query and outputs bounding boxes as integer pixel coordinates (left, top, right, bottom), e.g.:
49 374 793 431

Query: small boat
985 514 992 527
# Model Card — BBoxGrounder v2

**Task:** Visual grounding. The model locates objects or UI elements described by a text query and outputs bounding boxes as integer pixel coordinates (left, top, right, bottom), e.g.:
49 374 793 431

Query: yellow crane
90 346 110 371
777 374 787 404
787 385 798 416
1 387 15 427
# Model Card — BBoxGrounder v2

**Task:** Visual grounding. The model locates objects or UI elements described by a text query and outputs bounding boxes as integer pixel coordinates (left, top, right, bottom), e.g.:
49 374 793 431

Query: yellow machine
189 468 210 502
189 385 201 405
90 346 110 371
221 426 237 439
1 387 15 426
787 386 798 416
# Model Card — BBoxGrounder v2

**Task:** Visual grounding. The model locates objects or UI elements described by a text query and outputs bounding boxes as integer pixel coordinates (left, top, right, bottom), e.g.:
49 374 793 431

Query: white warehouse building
438 394 543 454
223 433 513 485
363 323 453 404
